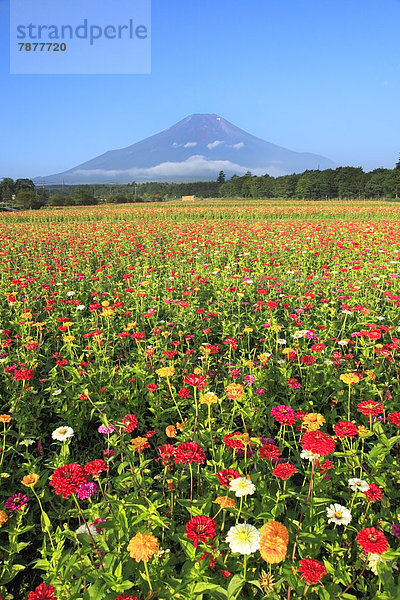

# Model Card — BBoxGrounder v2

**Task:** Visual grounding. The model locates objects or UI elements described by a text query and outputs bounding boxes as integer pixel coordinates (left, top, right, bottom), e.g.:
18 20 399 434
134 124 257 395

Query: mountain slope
36 114 335 183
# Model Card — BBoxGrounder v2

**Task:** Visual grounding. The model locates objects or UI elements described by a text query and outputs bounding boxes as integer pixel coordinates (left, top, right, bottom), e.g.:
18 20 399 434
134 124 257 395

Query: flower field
1 200 400 600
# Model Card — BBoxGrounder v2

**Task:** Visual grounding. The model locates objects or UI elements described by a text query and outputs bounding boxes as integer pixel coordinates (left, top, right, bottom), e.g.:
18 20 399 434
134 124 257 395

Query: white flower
52 426 74 442
276 339 287 345
300 449 320 461
19 439 35 446
226 523 261 555
348 478 369 492
66 291 76 297
367 553 382 575
52 389 62 396
76 305 86 311
229 477 256 497
338 339 349 346
326 503 352 526
292 330 306 339
75 524 98 536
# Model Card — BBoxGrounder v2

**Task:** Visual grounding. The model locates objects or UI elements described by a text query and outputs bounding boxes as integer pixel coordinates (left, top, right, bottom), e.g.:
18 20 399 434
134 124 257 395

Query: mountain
35 114 335 184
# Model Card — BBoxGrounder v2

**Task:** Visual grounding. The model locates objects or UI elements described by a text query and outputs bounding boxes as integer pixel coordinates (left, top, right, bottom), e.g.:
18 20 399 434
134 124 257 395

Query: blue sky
1 0 400 179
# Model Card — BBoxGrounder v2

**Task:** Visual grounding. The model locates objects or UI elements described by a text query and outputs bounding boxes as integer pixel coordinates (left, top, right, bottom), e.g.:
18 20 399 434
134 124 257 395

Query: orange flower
165 425 177 438
21 473 40 488
214 496 237 508
259 521 289 564
302 413 325 431
225 383 244 401
0 414 11 423
130 437 150 452
0 510 7 527
127 532 159 562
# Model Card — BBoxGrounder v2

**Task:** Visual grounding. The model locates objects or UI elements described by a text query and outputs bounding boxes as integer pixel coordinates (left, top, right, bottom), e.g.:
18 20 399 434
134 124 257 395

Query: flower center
335 511 343 519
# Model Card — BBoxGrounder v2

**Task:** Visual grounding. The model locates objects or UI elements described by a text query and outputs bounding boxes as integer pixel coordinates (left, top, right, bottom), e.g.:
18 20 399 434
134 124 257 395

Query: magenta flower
98 425 115 434
5 493 29 512
76 482 99 500
392 524 400 540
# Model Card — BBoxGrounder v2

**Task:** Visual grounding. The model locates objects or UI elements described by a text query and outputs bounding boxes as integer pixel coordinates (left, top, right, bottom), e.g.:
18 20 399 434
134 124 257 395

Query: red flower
14 368 34 381
388 412 400 427
177 387 190 398
364 483 383 502
317 458 334 474
333 421 358 438
356 527 388 555
147 384 157 392
27 582 57 600
114 595 139 600
121 414 138 433
174 442 205 464
84 459 107 476
258 444 281 460
223 432 245 450
183 373 207 389
270 405 296 426
356 401 384 417
50 463 88 498
216 468 240 486
298 558 327 585
156 444 176 465
301 430 335 456
185 515 217 548
301 355 316 365
272 462 297 480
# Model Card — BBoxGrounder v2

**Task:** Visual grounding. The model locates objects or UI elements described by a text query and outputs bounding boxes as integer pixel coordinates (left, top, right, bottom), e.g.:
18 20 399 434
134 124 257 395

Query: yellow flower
358 425 368 437
101 300 110 307
340 373 360 385
0 414 12 423
63 321 73 327
21 312 32 320
21 473 40 488
101 308 114 317
302 413 326 431
176 419 188 432
225 383 244 401
130 437 150 452
214 496 236 508
63 335 76 343
127 532 159 562
258 353 270 363
366 371 376 380
156 366 175 378
243 328 253 333
0 510 7 527
193 367 202 375
199 392 219 405
245 360 254 368
282 348 294 355
127 322 137 330
272 324 282 333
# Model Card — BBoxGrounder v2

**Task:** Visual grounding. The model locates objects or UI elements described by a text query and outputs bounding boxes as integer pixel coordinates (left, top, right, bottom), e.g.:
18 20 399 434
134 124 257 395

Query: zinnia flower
214 496 236 508
0 414 11 423
270 405 296 426
173 442 205 464
156 366 175 378
185 515 217 548
21 473 40 488
272 462 297 480
84 459 107 476
50 463 88 498
259 444 281 460
357 401 384 417
364 483 383 502
51 426 74 442
348 478 369 492
326 504 352 526
217 468 241 486
98 424 115 434
225 383 244 400
391 524 400 540
229 477 256 497
357 527 389 555
334 421 358 438
5 493 29 512
76 523 99 536
226 523 261 555
199 392 219 405
301 430 335 456
298 558 327 584
340 373 360 385
0 510 8 527
76 482 98 500
259 521 289 564
127 532 159 562
27 582 57 600
121 414 138 433
302 413 325 431
388 412 400 427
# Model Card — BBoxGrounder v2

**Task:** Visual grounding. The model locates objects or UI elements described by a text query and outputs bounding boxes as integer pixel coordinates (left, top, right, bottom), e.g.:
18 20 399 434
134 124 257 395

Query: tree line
1 161 400 209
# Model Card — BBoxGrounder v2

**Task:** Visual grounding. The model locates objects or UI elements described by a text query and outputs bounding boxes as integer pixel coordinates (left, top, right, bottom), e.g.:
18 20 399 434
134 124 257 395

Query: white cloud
184 142 197 148
207 140 224 150
232 142 244 149
73 155 287 180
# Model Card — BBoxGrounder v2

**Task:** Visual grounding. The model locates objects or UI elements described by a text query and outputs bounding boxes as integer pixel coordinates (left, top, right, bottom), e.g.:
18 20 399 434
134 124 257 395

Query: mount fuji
36 114 335 183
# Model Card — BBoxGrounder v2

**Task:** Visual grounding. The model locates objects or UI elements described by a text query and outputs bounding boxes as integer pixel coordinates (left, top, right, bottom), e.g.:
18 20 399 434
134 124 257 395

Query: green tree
216 171 226 184
15 178 35 192
395 155 400 170
0 178 16 203
15 190 45 210
73 188 98 205
384 170 400 198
